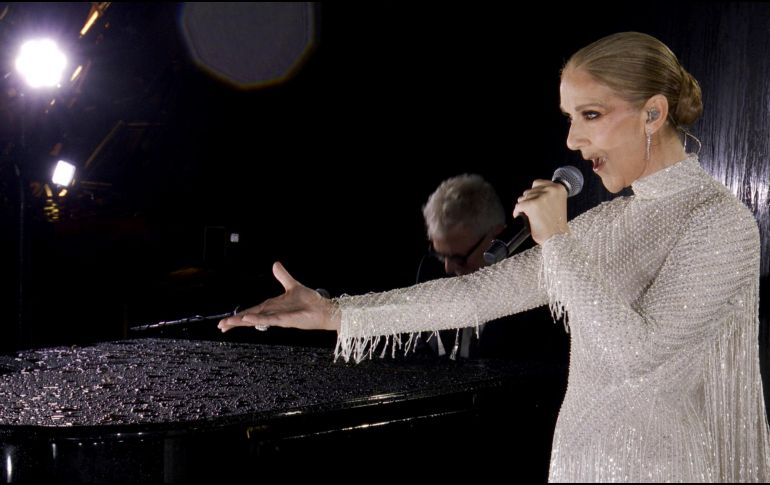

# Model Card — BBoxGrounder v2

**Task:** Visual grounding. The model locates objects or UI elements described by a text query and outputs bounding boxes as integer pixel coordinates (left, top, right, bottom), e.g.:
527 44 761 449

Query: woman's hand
512 179 570 245
218 262 340 333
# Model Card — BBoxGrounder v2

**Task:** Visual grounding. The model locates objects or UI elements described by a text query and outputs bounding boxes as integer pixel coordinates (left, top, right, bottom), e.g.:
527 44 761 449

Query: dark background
0 2 767 396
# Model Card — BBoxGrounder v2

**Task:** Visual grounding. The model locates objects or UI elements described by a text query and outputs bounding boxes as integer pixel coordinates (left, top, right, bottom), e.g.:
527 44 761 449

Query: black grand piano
0 338 563 482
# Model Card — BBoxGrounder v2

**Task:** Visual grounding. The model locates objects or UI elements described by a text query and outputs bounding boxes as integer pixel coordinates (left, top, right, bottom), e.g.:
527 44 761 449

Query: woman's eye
583 111 600 120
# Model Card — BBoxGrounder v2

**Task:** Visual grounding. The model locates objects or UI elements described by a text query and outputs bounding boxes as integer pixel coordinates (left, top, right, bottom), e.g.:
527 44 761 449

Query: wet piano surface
0 338 564 481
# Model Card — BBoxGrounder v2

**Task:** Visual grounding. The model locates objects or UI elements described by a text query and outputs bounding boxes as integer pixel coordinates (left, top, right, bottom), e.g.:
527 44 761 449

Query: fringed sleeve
333 245 548 363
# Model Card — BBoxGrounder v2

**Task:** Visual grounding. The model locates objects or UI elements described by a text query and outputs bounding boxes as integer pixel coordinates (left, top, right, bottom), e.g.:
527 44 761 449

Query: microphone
483 166 584 265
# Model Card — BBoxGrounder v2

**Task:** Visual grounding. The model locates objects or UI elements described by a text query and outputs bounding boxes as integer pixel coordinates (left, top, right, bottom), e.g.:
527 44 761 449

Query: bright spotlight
15 39 68 89
52 160 76 186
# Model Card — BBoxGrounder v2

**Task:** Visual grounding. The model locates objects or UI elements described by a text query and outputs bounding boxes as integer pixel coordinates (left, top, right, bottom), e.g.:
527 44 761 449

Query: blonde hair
422 174 505 240
564 32 702 127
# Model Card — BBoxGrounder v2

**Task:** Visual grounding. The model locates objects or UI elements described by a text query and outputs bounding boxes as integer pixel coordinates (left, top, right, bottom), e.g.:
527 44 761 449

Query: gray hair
422 174 505 240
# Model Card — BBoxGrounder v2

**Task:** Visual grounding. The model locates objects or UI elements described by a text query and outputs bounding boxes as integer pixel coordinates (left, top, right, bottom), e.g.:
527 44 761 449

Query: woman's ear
644 94 669 134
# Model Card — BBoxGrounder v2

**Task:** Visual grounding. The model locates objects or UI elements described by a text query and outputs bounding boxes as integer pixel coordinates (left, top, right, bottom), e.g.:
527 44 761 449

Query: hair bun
674 69 703 126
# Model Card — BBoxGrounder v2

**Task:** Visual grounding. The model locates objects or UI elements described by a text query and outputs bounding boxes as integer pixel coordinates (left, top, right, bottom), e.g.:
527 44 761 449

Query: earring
645 129 652 160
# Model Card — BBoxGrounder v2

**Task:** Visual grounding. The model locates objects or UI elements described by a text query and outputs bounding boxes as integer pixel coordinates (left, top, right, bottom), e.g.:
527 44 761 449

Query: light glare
81 11 99 36
15 39 68 88
52 161 76 186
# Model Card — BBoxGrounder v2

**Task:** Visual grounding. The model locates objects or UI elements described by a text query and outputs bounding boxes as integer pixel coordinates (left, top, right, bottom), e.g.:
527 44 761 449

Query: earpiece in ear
647 108 660 122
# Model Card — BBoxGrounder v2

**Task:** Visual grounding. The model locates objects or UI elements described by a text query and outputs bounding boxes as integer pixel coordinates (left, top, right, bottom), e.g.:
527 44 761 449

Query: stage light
81 11 100 36
80 3 110 37
15 39 68 89
70 65 83 82
52 160 76 186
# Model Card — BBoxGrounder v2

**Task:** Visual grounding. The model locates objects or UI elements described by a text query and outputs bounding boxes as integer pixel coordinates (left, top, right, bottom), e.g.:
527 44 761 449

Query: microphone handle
483 224 531 265
503 181 567 257
503 180 565 257
483 166 583 265
505 224 531 256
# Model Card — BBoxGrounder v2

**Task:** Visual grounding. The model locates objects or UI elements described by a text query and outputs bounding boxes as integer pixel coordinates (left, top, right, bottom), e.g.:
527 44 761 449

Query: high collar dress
333 155 770 482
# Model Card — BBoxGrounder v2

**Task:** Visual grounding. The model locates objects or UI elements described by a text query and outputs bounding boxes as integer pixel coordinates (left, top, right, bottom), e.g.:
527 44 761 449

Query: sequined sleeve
540 194 759 377
333 245 548 362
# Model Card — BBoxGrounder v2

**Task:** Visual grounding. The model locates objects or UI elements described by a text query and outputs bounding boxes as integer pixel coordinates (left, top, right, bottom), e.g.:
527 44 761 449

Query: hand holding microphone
484 166 583 264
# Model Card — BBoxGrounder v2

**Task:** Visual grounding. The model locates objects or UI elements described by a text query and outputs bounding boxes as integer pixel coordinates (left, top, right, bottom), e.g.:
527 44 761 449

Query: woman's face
560 68 655 193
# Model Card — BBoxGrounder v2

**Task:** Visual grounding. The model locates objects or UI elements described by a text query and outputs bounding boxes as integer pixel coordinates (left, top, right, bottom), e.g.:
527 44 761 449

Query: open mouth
591 157 606 172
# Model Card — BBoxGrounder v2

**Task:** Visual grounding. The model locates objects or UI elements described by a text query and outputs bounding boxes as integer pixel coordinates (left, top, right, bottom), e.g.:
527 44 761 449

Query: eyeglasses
428 233 487 267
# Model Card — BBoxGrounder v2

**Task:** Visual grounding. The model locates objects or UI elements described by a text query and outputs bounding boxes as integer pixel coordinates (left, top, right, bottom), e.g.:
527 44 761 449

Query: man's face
430 225 493 276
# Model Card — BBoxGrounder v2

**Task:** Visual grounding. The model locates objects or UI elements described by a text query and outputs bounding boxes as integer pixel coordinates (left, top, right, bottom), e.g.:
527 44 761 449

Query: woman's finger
272 262 297 291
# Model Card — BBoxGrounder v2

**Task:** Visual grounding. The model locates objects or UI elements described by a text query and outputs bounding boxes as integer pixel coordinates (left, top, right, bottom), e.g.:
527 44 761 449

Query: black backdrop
0 3 767 402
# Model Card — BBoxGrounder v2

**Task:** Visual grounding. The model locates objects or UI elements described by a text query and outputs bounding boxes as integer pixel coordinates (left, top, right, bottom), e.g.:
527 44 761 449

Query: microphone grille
552 165 584 197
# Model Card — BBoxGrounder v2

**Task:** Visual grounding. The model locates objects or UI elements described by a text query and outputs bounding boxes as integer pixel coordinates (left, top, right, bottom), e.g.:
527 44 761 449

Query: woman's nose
566 122 587 151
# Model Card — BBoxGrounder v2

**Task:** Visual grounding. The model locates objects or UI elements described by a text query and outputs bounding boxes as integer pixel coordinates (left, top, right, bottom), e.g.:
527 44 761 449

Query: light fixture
80 10 100 36
52 160 76 186
15 38 68 89
70 64 83 82
80 2 111 37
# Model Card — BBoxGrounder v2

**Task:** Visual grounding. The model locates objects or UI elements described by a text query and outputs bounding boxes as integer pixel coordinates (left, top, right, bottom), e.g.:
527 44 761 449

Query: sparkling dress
333 155 770 482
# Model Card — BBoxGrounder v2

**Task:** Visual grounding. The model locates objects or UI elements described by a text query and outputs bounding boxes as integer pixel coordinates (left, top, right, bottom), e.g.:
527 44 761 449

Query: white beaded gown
332 155 770 482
